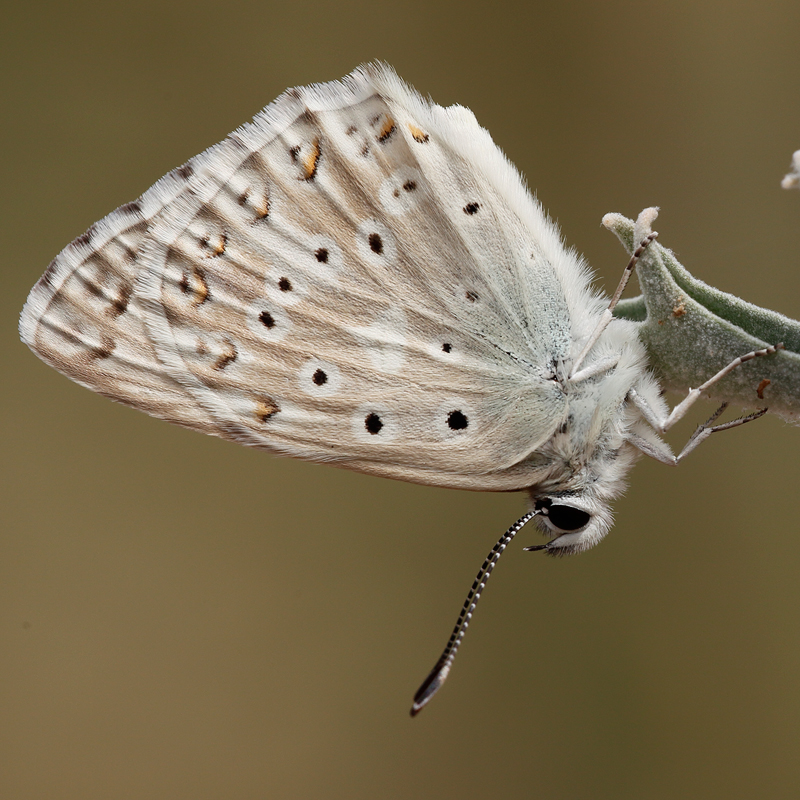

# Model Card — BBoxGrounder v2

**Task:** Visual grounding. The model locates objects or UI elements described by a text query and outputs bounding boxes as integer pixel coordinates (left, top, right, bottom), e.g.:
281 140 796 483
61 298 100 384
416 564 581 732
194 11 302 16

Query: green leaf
607 209 800 423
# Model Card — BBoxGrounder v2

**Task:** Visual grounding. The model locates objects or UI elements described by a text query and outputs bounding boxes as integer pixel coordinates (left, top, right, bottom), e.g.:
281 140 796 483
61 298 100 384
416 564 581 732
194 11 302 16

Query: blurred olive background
4 1 800 798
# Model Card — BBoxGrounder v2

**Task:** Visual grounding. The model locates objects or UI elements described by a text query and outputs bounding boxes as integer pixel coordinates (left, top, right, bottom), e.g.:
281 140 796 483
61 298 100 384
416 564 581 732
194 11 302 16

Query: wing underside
20 65 594 490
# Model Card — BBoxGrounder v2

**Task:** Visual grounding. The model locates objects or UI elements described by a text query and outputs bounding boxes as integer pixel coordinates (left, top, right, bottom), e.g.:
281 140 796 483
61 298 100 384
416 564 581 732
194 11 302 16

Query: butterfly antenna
410 509 541 716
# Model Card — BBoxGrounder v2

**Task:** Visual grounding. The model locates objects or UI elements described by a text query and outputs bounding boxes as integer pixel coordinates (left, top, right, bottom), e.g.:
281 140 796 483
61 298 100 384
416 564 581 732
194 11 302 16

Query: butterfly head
524 493 613 555
524 412 643 555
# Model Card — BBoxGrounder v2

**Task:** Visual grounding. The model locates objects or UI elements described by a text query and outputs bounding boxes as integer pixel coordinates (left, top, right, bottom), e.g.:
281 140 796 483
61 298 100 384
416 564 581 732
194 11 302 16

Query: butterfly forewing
22 65 584 490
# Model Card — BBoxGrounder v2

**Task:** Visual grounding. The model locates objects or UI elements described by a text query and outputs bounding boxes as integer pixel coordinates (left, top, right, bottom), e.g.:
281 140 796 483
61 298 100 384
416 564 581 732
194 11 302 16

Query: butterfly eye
546 504 591 532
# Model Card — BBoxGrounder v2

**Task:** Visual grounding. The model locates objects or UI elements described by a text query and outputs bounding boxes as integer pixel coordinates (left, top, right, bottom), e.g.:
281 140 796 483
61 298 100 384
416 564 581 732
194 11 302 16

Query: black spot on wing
447 410 468 430
365 413 383 434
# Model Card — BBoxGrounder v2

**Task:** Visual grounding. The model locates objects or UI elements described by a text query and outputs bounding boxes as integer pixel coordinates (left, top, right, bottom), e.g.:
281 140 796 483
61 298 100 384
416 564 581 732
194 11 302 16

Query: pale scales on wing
18 168 223 435
21 63 648 492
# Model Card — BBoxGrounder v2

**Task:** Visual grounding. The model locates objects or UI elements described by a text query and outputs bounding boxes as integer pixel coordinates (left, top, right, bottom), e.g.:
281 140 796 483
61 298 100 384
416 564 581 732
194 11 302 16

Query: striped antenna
410 509 541 716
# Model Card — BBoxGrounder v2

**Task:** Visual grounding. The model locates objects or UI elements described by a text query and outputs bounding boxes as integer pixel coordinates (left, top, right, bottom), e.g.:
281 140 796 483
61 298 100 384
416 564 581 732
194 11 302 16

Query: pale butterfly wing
21 64 606 491
18 170 222 436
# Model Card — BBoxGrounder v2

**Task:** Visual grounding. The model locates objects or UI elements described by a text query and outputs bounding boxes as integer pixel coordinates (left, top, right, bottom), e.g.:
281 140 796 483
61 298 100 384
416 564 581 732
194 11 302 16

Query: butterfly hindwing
18 169 223 436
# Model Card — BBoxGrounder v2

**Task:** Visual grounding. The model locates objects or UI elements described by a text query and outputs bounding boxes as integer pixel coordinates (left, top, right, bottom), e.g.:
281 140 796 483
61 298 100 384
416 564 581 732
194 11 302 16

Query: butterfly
19 63 780 714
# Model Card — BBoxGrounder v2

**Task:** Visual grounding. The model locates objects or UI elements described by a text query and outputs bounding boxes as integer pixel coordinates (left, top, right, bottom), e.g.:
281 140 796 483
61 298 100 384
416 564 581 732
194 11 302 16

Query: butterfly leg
673 404 768 461
570 231 659 377
628 342 782 462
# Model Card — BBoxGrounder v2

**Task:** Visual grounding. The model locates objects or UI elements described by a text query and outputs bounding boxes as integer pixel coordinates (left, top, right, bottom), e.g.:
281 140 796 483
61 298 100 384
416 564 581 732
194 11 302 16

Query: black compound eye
546 504 591 532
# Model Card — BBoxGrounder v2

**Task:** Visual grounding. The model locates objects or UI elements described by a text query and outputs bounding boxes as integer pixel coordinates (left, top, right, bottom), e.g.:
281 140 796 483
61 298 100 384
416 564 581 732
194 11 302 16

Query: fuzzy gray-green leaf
607 210 800 423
